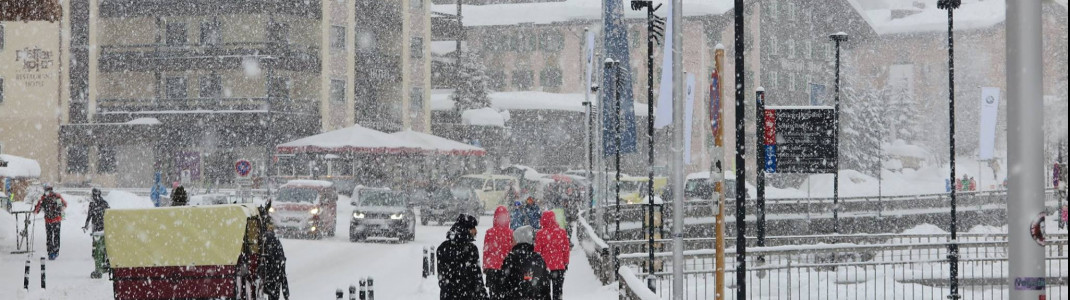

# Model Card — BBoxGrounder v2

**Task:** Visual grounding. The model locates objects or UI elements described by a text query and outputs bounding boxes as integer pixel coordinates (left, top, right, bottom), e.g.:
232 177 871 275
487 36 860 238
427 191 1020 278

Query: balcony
99 0 321 18
99 42 320 72
96 97 319 116
355 53 402 84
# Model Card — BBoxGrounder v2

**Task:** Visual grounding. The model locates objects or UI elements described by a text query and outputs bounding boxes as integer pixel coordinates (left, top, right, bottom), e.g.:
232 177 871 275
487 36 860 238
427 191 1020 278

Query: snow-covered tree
450 51 492 112
883 82 921 143
841 83 889 177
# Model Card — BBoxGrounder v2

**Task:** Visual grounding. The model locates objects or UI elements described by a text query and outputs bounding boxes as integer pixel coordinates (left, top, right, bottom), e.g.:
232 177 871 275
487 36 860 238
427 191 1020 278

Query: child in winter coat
510 197 542 230
535 211 570 300
500 226 550 300
483 206 514 300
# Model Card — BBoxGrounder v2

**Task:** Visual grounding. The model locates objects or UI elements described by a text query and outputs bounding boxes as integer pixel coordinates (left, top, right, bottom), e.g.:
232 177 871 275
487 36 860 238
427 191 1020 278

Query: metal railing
615 238 1068 300
96 97 319 114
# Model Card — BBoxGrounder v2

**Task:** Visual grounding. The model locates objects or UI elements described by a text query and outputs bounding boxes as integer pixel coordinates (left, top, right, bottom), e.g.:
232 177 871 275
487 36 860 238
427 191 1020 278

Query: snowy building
55 0 433 188
849 0 1068 161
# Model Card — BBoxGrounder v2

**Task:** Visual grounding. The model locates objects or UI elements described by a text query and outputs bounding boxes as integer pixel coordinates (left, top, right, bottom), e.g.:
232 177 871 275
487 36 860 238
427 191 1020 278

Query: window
539 32 564 52
807 40 814 59
166 23 187 46
410 37 423 59
512 70 534 90
768 0 778 17
769 34 778 56
330 26 345 49
410 0 423 9
788 72 797 92
768 71 778 90
269 77 290 99
0 77 4 104
494 179 512 190
165 77 187 99
487 70 506 90
0 24 5 51
516 32 536 52
330 79 346 103
200 21 221 46
787 39 795 58
97 145 116 174
67 147 89 174
540 67 562 88
410 87 424 115
199 74 221 98
787 3 796 21
268 22 289 45
825 43 834 61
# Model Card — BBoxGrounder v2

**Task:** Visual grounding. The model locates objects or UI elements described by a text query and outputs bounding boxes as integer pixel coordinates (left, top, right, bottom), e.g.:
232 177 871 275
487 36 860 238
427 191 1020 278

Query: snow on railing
578 212 610 250
618 267 660 300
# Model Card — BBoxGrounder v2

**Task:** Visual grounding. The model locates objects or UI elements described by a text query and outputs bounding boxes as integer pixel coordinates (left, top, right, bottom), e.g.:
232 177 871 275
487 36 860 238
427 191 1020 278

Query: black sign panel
763 107 837 174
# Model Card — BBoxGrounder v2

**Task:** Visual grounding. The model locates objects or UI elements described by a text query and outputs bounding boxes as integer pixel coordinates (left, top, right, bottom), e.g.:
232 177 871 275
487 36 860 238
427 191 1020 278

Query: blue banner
601 0 638 156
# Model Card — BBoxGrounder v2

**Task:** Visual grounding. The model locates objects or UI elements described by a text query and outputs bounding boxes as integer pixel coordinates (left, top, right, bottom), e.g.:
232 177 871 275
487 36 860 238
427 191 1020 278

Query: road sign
762 107 837 174
235 159 253 178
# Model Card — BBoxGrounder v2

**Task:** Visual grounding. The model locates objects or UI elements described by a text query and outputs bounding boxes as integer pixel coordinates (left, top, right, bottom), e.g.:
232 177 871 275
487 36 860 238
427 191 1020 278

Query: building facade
55 0 431 188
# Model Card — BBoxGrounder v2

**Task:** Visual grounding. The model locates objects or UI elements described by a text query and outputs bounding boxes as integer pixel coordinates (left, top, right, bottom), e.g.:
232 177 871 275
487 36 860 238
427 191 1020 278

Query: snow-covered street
1 193 617 300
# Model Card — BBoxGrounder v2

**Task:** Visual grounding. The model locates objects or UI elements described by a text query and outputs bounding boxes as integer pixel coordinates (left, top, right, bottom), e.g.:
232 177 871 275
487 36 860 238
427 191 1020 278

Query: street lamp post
829 32 848 234
937 0 962 298
630 0 665 291
606 58 624 242
733 1 747 299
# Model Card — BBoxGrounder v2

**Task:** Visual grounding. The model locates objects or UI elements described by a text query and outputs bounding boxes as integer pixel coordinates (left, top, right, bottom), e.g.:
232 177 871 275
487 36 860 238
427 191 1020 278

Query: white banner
684 73 695 164
653 0 674 129
979 87 1000 160
585 31 595 101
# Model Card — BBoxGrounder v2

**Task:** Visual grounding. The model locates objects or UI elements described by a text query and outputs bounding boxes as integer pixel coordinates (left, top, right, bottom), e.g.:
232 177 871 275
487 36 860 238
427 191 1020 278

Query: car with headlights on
350 188 416 242
270 180 338 239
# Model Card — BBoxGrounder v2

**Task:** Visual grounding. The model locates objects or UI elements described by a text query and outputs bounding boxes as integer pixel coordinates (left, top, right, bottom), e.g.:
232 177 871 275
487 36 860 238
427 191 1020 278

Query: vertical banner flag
653 0 675 129
710 59 722 146
978 87 1000 160
585 31 596 101
684 73 696 164
601 0 638 156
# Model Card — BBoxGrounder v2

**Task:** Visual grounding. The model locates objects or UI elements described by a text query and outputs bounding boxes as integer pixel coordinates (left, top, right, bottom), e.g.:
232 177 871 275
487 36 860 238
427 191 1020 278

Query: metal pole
585 28 596 215
607 59 623 241
829 33 848 234
670 1 685 298
755 88 766 252
712 45 726 300
943 3 960 298
645 3 657 291
1006 0 1046 299
732 0 747 299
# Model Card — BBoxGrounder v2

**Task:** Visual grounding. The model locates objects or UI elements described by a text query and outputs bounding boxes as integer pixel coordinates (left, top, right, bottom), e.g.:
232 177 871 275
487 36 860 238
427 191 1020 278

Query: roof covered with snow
282 180 335 188
276 125 423 154
864 0 1006 35
433 0 734 27
432 90 650 117
0 154 42 178
390 130 487 156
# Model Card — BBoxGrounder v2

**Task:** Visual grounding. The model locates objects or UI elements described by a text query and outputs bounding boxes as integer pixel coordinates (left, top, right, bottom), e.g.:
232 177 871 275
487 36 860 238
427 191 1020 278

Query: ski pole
40 257 46 289
23 258 30 290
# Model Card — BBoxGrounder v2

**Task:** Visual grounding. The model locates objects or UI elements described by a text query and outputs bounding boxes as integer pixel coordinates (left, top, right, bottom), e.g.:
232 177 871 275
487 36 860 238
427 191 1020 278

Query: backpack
514 256 549 299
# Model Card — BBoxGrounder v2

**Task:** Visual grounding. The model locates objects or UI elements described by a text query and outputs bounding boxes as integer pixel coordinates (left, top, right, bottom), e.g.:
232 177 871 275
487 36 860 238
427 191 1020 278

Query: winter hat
455 214 479 230
514 225 535 245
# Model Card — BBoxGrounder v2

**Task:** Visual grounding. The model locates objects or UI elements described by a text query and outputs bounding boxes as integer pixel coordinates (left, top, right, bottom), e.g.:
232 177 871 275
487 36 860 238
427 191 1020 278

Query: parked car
350 188 416 242
454 174 519 213
270 180 338 239
420 187 483 226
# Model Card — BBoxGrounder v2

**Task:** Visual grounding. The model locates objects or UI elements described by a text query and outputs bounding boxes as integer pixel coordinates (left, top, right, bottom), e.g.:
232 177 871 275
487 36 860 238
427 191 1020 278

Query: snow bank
618 267 660 300
124 117 161 125
461 108 507 127
283 180 334 188
0 154 42 178
105 190 155 209
900 223 947 235
885 139 931 159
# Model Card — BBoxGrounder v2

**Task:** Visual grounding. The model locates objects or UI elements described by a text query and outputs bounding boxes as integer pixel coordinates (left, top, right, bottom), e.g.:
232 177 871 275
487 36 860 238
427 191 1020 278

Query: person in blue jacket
510 196 542 230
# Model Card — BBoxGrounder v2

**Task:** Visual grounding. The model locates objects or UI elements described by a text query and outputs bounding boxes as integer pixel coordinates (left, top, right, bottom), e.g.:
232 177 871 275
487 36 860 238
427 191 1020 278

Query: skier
259 222 290 300
483 206 514 300
83 188 111 278
437 214 488 300
171 186 188 206
534 211 570 300
34 184 68 260
500 225 550 300
510 196 542 230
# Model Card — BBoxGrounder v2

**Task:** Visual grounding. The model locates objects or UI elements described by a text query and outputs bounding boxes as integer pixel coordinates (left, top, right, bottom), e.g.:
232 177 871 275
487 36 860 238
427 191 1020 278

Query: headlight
309 207 321 215
390 213 405 220
353 212 365 219
268 207 275 213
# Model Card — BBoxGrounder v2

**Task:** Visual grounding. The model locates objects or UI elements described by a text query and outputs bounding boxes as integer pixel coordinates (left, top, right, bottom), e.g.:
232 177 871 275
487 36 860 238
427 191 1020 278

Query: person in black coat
437 214 488 300
500 225 550 300
259 224 289 300
83 188 110 278
170 186 188 206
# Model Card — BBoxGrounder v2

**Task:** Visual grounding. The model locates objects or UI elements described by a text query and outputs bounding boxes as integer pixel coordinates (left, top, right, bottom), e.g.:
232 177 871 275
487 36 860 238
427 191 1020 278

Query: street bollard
40 257 46 289
422 248 429 278
335 288 343 300
429 247 436 275
367 277 374 300
23 258 30 290
349 284 356 300
358 278 367 300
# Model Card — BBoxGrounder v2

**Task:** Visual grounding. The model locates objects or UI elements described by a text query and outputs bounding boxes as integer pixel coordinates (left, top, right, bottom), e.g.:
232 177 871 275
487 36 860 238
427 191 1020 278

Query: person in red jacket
34 185 68 260
483 206 514 300
534 210 569 300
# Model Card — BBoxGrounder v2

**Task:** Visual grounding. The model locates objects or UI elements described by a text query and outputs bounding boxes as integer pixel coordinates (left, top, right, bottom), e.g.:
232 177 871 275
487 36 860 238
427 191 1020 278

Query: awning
276 125 423 155
390 130 487 156
0 154 42 178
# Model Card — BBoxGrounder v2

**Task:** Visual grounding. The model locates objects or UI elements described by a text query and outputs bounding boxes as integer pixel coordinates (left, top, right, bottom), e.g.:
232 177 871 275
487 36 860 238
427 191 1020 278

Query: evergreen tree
840 81 889 177
884 82 921 143
450 51 492 112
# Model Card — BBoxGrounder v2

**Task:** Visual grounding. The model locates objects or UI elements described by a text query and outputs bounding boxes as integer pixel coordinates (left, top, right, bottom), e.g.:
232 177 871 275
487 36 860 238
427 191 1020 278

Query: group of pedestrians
438 199 571 300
